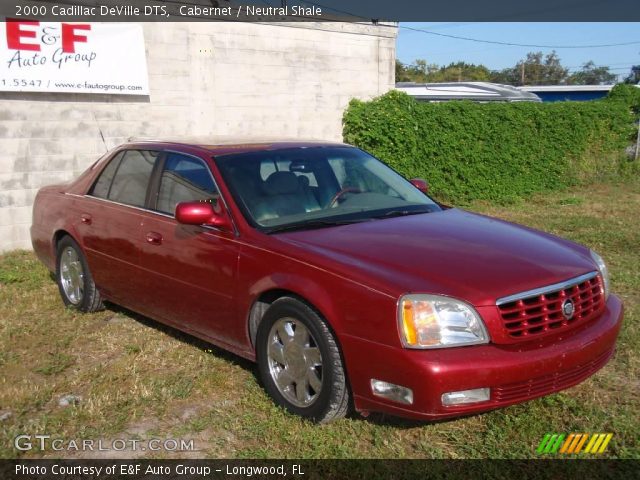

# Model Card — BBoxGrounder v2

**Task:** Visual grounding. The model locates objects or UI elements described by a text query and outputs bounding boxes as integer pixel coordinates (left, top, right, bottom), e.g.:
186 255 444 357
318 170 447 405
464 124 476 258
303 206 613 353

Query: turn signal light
442 388 490 406
370 379 414 405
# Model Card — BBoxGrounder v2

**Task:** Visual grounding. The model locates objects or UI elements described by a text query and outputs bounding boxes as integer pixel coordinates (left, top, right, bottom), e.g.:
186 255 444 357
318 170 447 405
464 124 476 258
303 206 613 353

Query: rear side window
156 153 218 215
91 152 124 199
102 150 158 208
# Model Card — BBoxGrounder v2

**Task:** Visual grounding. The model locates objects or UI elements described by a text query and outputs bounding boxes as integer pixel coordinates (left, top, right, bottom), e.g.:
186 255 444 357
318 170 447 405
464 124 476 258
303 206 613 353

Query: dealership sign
1 21 149 95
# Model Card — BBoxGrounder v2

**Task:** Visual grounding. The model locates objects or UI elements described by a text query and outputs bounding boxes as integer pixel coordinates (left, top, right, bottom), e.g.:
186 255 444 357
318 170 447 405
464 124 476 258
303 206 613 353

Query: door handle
80 214 92 225
146 231 163 245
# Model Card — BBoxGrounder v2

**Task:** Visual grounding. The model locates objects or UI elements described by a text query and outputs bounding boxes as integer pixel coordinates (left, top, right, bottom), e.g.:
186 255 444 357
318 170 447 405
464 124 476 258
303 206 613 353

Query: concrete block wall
0 22 397 252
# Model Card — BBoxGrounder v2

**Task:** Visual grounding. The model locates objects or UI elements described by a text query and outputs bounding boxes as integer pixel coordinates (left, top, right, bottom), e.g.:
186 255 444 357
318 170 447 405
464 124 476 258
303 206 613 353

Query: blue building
517 85 615 102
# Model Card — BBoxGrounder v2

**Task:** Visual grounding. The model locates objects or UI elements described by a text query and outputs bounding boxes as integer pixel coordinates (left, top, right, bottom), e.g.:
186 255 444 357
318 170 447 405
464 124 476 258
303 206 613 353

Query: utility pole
521 63 525 85
635 119 639 161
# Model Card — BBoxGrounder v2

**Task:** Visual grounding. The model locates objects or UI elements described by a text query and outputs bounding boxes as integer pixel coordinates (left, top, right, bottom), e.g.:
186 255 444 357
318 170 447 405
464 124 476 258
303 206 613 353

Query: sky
396 23 640 80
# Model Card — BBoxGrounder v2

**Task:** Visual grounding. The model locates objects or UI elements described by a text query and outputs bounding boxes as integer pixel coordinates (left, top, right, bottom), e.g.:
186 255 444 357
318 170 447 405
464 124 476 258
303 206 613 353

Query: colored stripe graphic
537 434 565 453
536 434 552 454
549 434 565 453
584 434 598 453
537 433 612 454
573 434 589 453
560 434 576 453
544 434 558 453
543 434 557 454
584 433 614 454
597 434 613 453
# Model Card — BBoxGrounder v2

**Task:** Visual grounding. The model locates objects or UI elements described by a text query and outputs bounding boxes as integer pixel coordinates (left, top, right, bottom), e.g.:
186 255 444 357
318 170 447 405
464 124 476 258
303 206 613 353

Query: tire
55 236 104 313
256 296 350 423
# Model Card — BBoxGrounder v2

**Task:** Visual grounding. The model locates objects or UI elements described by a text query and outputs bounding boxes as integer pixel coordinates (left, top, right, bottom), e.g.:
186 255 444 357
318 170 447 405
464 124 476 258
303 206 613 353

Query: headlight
398 294 489 349
590 250 610 300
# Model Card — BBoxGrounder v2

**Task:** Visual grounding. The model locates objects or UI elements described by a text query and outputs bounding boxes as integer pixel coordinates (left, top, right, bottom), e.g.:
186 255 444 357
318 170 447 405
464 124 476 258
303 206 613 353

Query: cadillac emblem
562 299 575 320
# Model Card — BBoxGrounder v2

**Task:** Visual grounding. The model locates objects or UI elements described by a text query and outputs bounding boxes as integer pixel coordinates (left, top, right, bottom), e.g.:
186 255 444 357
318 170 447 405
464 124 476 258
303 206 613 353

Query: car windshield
214 146 441 232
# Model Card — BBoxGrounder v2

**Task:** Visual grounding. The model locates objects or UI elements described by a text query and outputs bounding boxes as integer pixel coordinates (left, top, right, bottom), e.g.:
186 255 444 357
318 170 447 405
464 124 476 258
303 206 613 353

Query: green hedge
342 86 638 203
608 84 640 114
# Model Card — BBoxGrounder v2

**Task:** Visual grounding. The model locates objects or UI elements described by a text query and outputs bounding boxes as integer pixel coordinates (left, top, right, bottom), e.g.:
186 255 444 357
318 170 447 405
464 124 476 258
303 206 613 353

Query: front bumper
342 294 623 420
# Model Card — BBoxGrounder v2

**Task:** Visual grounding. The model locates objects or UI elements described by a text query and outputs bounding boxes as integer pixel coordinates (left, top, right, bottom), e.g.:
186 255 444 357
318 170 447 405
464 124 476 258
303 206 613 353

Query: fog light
441 388 490 406
370 379 414 405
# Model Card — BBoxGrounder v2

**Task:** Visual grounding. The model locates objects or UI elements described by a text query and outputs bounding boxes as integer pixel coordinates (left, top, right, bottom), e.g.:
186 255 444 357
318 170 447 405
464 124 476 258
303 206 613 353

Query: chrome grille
497 272 605 339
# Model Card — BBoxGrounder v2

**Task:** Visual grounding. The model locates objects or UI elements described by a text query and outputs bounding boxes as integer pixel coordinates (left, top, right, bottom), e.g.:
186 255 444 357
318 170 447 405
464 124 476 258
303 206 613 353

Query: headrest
298 175 310 188
264 171 300 196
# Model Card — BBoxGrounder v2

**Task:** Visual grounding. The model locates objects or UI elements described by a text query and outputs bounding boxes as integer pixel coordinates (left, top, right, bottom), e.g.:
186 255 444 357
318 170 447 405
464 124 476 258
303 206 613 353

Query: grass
0 179 638 459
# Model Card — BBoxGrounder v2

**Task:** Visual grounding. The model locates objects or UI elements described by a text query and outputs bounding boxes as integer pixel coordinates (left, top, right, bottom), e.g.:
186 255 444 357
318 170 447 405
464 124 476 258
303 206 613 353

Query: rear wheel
256 297 350 423
55 236 103 312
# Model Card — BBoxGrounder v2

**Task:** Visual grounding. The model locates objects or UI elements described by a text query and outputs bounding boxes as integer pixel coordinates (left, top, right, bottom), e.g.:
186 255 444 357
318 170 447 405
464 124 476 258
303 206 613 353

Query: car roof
125 137 349 156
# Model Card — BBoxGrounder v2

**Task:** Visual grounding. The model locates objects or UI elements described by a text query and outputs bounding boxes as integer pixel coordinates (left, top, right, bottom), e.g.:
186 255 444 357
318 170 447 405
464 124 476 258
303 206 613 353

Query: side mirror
409 178 429 194
175 201 233 231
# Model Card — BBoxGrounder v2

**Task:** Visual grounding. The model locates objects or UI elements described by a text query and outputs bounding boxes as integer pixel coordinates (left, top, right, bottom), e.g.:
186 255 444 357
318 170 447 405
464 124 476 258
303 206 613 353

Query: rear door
81 149 160 308
137 151 240 345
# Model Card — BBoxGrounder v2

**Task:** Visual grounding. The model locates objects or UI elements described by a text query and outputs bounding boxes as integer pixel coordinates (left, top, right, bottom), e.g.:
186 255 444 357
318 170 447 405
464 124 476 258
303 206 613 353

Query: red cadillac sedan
30 139 623 423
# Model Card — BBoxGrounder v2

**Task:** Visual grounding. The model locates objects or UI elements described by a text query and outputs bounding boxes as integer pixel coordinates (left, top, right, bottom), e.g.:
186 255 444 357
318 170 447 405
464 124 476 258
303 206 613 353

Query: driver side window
156 153 218 215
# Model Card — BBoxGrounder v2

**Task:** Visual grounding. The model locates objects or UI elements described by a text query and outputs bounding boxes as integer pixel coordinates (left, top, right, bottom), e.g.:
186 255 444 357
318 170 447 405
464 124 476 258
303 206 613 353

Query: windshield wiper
375 208 433 219
266 218 371 234
267 208 433 234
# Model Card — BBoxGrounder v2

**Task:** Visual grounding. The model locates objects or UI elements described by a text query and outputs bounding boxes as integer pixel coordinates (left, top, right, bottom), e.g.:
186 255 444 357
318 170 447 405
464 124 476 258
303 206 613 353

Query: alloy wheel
59 246 85 305
266 317 323 407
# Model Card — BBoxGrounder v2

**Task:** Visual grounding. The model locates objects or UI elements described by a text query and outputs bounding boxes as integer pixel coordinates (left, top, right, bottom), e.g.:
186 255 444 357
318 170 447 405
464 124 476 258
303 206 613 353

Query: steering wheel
327 187 362 208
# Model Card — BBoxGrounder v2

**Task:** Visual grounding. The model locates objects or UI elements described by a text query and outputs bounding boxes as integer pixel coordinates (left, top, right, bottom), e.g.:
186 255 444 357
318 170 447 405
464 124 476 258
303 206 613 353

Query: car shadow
350 410 483 428
103 301 254 371
97 301 472 428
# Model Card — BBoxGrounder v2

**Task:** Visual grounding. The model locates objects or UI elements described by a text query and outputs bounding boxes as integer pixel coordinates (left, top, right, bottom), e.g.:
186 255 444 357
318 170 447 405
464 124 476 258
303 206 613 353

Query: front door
137 152 239 345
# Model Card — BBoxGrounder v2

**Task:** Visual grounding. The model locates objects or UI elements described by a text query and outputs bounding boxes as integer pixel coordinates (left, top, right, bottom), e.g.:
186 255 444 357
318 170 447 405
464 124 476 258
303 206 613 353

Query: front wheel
55 236 103 312
256 297 350 423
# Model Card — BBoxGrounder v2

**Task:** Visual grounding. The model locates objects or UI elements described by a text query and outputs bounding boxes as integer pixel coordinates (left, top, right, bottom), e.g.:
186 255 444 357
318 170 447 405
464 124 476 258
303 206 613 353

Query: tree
624 65 640 84
395 59 411 82
395 60 490 83
395 59 437 83
488 51 571 86
428 62 490 82
568 61 617 85
396 53 615 87
512 51 568 86
489 67 520 85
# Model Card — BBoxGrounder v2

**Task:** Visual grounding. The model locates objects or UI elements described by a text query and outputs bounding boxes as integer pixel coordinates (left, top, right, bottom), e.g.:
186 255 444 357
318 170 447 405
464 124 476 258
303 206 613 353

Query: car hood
273 208 597 306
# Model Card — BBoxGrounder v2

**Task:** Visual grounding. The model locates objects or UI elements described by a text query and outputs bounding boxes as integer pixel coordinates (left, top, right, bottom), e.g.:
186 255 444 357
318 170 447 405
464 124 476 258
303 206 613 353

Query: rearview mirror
175 201 232 230
409 178 429 194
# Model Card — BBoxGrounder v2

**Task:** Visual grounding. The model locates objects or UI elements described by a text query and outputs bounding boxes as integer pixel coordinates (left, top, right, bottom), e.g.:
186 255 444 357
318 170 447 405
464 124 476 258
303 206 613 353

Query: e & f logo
536 433 613 455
